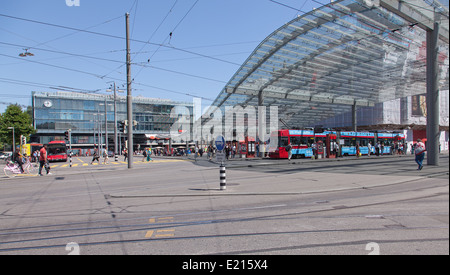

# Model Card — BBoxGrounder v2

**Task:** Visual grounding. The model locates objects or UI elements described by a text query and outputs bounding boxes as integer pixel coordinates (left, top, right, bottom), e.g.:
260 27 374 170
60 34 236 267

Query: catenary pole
126 13 133 169
426 10 440 166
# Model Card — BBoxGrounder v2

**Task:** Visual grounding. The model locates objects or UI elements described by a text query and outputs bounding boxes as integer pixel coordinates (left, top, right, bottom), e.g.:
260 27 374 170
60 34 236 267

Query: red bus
47 141 68 162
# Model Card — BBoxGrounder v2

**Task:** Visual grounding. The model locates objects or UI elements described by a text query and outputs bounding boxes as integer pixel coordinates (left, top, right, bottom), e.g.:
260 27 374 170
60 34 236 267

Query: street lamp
19 49 34 57
7 127 15 154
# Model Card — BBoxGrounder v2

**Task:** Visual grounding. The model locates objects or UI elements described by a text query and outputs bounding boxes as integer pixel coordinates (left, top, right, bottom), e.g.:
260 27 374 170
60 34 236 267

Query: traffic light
118 121 125 133
20 135 27 145
64 131 69 141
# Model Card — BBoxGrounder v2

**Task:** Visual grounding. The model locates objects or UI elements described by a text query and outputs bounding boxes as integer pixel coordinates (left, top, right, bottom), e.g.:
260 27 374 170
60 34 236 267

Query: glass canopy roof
209 0 449 129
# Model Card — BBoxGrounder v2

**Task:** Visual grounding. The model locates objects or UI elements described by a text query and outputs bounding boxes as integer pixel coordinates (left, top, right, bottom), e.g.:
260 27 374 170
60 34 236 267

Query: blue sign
215 136 225 151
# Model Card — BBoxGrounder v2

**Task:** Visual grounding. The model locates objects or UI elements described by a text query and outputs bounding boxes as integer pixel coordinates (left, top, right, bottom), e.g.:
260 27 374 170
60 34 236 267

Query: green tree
0 104 35 147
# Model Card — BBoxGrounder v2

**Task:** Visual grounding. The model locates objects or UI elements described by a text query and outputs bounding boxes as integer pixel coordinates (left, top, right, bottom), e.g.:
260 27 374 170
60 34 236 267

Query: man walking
90 149 100 164
39 144 50 176
414 139 426 170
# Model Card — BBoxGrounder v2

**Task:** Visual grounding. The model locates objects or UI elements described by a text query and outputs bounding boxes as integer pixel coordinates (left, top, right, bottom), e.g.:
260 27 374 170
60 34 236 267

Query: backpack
286 145 292 152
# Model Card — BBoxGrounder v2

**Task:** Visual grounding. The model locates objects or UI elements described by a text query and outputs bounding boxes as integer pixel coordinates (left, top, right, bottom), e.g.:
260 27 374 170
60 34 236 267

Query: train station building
205 0 449 162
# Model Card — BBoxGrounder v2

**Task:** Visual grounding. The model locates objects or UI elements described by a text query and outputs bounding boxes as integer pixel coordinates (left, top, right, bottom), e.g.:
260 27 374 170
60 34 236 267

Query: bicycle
4 158 38 178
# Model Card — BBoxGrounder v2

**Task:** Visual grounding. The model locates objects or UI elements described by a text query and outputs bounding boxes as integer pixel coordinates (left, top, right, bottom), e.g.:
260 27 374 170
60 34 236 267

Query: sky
0 0 329 114
0 0 448 114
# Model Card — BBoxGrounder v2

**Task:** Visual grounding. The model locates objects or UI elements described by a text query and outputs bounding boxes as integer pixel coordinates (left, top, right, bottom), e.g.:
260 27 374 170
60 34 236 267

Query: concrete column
352 102 357 132
426 12 440 166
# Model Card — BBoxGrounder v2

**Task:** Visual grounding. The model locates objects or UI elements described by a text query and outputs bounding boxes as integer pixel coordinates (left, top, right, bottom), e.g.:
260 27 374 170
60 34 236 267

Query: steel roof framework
209 0 449 129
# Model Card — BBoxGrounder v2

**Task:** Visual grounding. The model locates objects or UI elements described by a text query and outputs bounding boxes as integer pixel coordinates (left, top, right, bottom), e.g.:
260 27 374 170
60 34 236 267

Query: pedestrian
356 142 361 158
32 150 38 163
124 149 128 161
147 148 153 162
91 149 100 164
103 151 109 165
312 142 317 158
367 142 372 157
142 149 147 162
398 142 403 155
414 139 426 170
286 143 292 161
225 145 230 160
207 145 212 161
38 144 51 176
380 142 385 156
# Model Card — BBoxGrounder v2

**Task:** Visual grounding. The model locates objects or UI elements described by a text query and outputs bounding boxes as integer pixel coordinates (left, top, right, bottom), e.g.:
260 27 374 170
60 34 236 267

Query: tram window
382 139 392 146
344 139 356 146
359 139 368 146
290 136 301 146
279 137 289 147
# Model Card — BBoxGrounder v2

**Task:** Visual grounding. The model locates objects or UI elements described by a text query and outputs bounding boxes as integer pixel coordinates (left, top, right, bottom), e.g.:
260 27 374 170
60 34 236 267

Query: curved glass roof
210 0 449 128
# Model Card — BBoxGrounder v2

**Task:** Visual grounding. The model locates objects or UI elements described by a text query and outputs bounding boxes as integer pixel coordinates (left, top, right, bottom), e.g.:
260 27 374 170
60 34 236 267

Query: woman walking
414 139 426 170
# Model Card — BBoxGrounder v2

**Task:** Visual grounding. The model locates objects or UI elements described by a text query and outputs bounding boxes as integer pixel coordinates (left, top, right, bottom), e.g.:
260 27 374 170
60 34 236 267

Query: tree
0 104 35 147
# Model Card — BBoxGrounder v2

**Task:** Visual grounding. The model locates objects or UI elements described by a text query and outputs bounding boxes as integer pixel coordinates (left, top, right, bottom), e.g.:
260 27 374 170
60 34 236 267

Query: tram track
0 179 447 254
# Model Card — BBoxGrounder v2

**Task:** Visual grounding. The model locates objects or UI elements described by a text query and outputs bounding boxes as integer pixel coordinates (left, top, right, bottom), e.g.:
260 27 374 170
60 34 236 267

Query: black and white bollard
220 164 226 191
69 152 73 168
115 154 118 162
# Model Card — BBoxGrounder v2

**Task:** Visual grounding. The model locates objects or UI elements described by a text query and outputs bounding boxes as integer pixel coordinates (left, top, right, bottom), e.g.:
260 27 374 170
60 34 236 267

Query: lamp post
7 127 15 154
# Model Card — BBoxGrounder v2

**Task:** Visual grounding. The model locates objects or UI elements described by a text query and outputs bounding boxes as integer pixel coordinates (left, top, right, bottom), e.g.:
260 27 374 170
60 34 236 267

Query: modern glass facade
31 91 194 149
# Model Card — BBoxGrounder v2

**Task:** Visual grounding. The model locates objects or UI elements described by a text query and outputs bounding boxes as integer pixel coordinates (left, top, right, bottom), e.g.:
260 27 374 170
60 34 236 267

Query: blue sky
0 0 327 113
1 0 448 114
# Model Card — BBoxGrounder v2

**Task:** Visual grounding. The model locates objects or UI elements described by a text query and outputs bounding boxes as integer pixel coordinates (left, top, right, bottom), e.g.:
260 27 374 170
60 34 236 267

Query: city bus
47 141 68 162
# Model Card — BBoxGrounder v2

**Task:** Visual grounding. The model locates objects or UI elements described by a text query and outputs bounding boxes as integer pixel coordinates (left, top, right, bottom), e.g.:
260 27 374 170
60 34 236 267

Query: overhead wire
102 0 180 80
132 0 201 81
0 13 240 67
0 77 102 94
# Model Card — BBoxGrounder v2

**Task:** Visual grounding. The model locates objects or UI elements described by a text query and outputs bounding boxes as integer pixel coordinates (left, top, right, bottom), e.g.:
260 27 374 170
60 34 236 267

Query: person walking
90 149 100 164
414 139 426 170
38 144 51 176
147 148 153 162
286 143 292 161
123 149 128 162
103 151 109 165
142 149 147 162
367 142 372 157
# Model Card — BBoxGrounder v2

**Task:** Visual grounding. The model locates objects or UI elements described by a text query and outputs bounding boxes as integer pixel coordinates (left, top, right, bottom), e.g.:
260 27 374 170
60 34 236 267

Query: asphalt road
0 154 448 257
